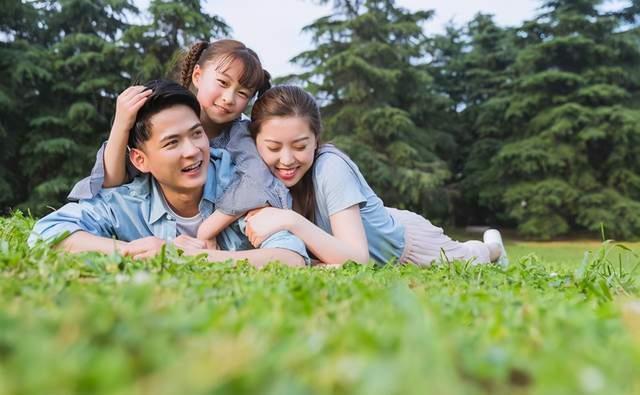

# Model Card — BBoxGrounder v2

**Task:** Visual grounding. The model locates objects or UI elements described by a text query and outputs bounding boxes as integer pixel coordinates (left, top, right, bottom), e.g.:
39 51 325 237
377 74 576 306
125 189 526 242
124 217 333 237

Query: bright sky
206 0 540 78
134 0 628 78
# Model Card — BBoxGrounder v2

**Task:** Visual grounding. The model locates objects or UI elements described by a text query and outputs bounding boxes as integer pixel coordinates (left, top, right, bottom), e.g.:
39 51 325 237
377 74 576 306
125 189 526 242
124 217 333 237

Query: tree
465 0 640 239
0 1 51 213
16 0 138 213
430 14 519 226
0 0 230 214
289 0 452 219
120 0 230 81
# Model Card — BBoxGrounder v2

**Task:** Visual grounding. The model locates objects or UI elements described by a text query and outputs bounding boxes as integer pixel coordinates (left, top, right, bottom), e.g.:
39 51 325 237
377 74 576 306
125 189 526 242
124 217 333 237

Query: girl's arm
103 86 152 188
246 205 370 265
196 211 241 249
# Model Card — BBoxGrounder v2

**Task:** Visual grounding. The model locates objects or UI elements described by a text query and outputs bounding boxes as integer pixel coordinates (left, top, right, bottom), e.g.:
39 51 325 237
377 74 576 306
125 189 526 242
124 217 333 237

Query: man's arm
174 235 308 268
58 231 126 254
59 231 166 260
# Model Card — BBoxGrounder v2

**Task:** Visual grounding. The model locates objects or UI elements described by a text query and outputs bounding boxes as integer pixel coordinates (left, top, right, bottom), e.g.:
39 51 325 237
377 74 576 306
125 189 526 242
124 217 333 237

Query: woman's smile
275 166 299 181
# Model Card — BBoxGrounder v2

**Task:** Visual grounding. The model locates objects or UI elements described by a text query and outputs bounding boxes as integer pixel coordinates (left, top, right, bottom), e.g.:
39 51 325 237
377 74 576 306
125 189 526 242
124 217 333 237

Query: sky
204 0 540 78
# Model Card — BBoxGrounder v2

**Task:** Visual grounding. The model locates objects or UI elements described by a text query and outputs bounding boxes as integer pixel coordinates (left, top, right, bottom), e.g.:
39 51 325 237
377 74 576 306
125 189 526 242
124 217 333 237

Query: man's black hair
128 79 201 149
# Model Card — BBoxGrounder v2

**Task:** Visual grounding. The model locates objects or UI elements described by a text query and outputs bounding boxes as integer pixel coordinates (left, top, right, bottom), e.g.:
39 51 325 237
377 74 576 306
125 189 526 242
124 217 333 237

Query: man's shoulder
95 174 152 202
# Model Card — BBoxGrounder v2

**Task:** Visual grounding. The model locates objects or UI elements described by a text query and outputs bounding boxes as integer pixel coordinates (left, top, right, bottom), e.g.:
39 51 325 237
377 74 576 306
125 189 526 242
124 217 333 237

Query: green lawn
1 213 639 395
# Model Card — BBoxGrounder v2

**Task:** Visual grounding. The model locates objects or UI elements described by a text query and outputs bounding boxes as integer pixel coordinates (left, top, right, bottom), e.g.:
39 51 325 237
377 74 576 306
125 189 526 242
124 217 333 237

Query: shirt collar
147 148 234 224
148 178 170 225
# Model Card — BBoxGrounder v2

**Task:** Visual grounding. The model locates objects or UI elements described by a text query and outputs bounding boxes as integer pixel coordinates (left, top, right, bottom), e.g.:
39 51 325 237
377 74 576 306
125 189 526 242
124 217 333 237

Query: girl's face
255 116 317 188
192 58 253 129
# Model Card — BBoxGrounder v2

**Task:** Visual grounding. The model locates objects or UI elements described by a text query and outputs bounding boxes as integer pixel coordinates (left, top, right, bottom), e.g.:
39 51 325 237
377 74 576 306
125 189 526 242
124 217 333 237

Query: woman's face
255 116 317 188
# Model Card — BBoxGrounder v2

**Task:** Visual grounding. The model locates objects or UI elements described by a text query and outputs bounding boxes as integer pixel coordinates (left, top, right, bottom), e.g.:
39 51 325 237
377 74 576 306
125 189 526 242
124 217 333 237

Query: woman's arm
246 205 369 265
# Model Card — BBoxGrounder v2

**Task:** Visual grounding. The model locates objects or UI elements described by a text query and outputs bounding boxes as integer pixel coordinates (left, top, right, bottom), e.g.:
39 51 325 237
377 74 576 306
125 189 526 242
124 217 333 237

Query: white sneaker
483 229 509 267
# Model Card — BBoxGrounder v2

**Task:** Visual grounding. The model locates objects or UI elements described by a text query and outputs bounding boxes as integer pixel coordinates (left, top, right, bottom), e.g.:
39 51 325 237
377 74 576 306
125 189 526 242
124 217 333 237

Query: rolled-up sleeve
259 230 311 265
28 199 116 247
220 218 311 265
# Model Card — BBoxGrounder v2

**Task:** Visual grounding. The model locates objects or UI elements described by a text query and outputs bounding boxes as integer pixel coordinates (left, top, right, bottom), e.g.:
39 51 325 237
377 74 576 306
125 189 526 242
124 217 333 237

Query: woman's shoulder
314 144 360 175
313 144 365 191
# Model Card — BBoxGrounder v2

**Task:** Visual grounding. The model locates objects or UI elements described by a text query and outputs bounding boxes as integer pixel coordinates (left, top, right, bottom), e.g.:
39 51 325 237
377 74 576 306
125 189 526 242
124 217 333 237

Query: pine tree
1 0 230 214
290 0 452 218
121 0 230 81
0 1 51 213
432 15 519 225
16 0 138 213
467 0 640 239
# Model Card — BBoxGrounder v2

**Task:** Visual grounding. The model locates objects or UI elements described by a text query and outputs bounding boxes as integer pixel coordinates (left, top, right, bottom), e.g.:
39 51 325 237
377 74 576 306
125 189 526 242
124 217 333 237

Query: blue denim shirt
67 119 291 215
30 148 309 263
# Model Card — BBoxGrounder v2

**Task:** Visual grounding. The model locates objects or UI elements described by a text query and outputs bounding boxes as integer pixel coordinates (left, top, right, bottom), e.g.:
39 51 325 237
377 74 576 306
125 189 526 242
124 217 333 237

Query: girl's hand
111 86 152 137
245 207 294 247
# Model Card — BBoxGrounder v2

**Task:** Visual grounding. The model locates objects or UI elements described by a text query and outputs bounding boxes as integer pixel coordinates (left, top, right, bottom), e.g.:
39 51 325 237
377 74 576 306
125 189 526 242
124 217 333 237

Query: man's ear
191 64 202 90
129 147 150 174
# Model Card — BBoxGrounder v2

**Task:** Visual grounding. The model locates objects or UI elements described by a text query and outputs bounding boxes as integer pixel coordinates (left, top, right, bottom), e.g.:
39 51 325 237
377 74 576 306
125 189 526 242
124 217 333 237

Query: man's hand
173 235 207 255
120 236 166 260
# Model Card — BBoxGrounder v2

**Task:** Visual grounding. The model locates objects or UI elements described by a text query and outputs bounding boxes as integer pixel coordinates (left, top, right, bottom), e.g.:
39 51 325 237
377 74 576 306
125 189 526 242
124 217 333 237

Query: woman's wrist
285 210 305 234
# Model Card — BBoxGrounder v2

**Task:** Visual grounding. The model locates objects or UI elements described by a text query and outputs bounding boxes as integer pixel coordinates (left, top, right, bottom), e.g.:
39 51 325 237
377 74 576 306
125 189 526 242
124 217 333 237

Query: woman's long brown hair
250 86 322 223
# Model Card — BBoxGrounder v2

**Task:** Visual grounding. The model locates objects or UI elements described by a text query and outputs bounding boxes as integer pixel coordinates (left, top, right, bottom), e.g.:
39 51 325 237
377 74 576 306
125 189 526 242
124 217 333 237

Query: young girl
244 85 508 266
68 40 289 247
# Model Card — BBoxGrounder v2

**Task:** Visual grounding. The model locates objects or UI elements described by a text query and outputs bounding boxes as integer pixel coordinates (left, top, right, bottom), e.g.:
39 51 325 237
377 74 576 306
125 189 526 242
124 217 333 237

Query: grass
1 212 640 395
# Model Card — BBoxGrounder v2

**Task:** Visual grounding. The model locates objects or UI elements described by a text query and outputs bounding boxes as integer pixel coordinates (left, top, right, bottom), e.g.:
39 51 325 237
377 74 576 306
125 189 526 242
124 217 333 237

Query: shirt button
167 215 174 221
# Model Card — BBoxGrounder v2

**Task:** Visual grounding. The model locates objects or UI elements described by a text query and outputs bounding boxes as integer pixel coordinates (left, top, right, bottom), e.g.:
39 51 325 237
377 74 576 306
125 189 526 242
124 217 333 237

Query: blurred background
2 0 639 240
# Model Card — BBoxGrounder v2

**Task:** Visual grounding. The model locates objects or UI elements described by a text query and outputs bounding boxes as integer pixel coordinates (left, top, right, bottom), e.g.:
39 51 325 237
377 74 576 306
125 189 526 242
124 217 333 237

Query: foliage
460 0 640 239
1 212 640 394
0 0 228 215
429 14 520 226
287 0 453 220
3 0 640 239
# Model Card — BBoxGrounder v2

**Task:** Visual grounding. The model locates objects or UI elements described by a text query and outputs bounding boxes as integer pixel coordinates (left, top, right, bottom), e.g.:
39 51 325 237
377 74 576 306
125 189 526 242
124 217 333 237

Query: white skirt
387 208 491 266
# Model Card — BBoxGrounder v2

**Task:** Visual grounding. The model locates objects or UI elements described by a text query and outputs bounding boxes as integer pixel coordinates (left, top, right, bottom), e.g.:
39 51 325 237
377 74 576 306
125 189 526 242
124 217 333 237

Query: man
29 80 308 267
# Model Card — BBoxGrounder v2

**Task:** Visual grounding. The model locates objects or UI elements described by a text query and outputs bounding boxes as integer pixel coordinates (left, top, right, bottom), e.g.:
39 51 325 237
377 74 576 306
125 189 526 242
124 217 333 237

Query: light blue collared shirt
30 148 309 263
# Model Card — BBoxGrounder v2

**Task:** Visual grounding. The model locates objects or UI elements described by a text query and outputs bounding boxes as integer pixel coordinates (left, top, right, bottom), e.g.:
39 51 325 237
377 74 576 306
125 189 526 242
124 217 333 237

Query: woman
244 85 508 267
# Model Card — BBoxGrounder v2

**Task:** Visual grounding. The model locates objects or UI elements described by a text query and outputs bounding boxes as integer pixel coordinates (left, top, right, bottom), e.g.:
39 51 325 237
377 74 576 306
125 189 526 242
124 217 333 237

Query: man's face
131 104 210 196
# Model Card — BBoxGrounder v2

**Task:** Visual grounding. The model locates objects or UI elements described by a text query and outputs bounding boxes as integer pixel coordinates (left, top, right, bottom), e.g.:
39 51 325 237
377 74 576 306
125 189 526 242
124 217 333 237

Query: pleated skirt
387 208 491 266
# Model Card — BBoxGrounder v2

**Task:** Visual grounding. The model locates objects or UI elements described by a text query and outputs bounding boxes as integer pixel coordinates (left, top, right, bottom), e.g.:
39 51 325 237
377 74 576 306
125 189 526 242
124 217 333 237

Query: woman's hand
245 207 294 247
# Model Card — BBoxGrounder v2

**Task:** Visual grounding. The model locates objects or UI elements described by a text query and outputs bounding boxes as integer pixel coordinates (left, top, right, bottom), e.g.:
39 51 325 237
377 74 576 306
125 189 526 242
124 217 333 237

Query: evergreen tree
17 0 138 213
121 0 230 81
0 0 230 214
0 1 50 213
466 0 640 239
290 0 452 219
433 15 519 225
